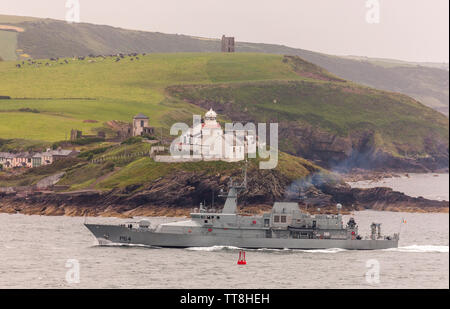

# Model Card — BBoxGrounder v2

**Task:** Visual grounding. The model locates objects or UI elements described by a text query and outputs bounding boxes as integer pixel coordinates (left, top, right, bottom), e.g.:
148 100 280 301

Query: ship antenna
336 203 342 215
243 159 248 188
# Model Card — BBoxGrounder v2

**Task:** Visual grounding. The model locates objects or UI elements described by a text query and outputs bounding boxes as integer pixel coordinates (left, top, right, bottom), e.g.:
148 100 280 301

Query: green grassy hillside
168 80 448 149
0 52 448 170
0 53 320 141
0 137 325 195
0 14 447 115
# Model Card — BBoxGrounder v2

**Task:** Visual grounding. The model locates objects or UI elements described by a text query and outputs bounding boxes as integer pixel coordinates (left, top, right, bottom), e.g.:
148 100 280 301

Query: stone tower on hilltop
221 35 235 52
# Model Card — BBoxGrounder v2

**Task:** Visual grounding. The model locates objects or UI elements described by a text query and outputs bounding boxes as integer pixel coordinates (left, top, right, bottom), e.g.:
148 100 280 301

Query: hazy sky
1 0 448 62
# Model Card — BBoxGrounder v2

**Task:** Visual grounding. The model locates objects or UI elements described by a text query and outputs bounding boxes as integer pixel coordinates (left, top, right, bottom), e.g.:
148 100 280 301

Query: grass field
54 143 323 191
0 30 18 61
0 14 447 117
0 52 448 158
0 53 316 142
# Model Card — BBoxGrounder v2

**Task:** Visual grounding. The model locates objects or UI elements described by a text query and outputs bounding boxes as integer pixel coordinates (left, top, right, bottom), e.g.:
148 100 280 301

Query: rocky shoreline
341 168 449 183
0 170 448 218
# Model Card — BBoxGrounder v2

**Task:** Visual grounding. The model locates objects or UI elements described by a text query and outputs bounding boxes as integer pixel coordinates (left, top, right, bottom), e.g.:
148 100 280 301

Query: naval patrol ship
85 167 399 250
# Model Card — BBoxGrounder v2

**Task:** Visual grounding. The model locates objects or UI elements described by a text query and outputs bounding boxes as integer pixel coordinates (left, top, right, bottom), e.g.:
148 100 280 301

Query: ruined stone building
116 124 132 140
70 129 82 141
221 35 235 52
132 113 154 137
70 129 105 141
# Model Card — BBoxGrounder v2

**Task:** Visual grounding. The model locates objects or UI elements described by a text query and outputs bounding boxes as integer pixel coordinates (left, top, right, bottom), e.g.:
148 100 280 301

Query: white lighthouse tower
203 108 220 128
201 108 223 158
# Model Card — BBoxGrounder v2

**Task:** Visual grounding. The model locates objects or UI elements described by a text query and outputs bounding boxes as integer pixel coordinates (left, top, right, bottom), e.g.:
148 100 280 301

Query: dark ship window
217 216 220 219
204 220 208 223
274 216 280 223
281 216 287 223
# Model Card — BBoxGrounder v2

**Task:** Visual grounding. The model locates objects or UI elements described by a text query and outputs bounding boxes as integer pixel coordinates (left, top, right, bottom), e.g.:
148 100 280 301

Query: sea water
0 210 448 289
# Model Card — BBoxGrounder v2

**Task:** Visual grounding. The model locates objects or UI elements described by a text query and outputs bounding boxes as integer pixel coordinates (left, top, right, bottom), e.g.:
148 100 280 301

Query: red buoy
237 250 247 265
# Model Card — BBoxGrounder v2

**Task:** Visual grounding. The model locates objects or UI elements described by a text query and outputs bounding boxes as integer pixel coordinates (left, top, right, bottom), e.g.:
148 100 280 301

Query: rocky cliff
1 168 447 217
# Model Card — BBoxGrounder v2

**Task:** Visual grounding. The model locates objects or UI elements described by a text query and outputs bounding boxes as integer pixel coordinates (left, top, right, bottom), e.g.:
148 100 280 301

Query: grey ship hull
85 224 398 250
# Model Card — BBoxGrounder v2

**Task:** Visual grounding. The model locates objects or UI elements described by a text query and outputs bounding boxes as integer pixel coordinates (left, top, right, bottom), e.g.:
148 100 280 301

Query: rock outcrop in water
317 184 449 213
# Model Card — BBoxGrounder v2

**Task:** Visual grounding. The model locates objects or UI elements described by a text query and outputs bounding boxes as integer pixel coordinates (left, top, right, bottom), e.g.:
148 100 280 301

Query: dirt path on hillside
88 167 121 190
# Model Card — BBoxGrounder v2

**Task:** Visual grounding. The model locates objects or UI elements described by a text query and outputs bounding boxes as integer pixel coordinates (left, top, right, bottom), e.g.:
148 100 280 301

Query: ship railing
190 208 220 214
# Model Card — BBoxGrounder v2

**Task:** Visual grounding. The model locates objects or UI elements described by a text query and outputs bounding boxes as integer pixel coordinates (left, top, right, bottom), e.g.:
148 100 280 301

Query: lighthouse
203 108 221 129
